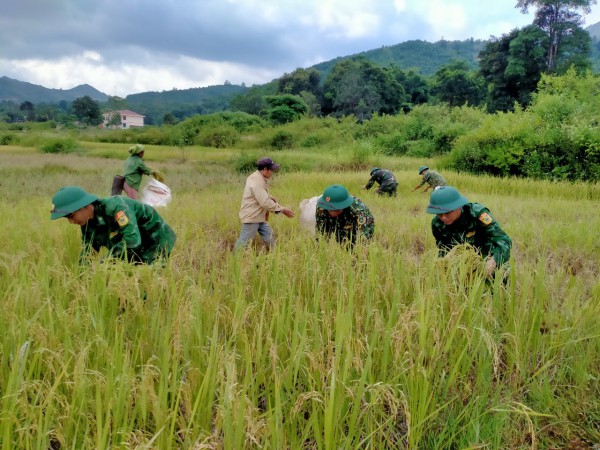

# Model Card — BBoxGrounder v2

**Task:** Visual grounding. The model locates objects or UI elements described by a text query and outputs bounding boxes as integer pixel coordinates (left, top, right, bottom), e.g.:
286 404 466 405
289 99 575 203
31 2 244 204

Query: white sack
141 178 172 208
299 195 320 234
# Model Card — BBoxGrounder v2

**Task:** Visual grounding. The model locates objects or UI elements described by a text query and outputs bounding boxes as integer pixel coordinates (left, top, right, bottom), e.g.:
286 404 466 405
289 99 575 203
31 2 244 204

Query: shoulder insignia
479 212 492 225
466 230 476 238
115 210 129 227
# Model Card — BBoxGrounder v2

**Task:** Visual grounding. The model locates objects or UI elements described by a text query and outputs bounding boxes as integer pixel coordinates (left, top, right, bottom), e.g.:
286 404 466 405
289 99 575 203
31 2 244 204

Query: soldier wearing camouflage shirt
316 184 375 247
412 166 446 193
363 167 398 196
426 186 511 277
51 186 176 265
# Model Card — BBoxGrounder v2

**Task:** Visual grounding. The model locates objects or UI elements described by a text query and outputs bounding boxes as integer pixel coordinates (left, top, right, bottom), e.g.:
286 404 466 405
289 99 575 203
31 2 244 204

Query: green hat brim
425 194 467 214
51 193 98 220
317 195 354 211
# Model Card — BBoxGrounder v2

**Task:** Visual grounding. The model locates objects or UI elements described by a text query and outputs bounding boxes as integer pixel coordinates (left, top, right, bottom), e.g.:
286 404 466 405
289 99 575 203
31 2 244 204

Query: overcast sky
2 0 600 98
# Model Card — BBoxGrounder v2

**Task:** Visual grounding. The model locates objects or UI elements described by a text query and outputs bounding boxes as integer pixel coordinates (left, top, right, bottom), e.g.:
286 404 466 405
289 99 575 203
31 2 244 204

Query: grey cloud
0 0 425 73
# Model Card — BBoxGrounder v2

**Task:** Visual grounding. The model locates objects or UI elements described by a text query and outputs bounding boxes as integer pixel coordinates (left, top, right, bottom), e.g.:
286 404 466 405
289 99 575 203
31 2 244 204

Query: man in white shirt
234 157 295 250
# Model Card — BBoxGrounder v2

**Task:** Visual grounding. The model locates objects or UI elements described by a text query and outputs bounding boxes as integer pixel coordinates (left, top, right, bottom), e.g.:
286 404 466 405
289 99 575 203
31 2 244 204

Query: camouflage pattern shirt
431 202 511 266
365 169 398 191
316 197 375 246
419 170 447 188
123 155 152 190
80 196 176 264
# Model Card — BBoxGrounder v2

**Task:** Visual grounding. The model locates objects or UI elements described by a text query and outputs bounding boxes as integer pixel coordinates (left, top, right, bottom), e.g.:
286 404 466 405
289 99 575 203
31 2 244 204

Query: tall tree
516 0 596 71
322 57 407 119
19 101 36 121
278 68 321 96
72 96 102 125
479 26 548 112
431 60 485 107
263 94 308 124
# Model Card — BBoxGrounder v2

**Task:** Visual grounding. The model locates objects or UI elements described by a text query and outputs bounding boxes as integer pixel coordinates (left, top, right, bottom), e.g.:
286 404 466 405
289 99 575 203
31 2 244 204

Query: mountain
124 83 249 124
0 76 108 103
586 21 600 39
312 39 486 77
3 23 600 116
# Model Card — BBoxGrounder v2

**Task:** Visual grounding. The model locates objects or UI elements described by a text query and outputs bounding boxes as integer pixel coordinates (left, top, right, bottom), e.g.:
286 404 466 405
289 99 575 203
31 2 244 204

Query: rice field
1 144 599 449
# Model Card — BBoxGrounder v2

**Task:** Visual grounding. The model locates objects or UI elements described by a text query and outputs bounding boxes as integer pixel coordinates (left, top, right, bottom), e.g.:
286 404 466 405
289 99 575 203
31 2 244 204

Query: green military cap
51 186 98 220
370 167 380 175
418 166 429 174
426 186 468 214
317 184 354 210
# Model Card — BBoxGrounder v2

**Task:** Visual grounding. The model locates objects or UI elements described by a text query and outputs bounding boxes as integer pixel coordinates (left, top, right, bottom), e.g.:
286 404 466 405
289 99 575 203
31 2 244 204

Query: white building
102 110 145 128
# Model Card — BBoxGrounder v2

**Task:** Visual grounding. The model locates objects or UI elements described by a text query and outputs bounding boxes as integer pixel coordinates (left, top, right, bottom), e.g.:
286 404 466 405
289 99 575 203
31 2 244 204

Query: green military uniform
419 170 446 189
80 196 176 264
365 168 398 196
123 155 152 191
431 202 511 266
316 197 375 246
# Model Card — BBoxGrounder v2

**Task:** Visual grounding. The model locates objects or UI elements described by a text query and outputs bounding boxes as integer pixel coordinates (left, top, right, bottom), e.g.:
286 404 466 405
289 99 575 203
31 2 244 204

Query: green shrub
221 111 266 132
352 113 397 139
198 126 240 148
375 132 408 155
300 134 323 148
404 140 437 158
0 133 18 145
269 130 294 150
232 152 261 173
39 138 78 154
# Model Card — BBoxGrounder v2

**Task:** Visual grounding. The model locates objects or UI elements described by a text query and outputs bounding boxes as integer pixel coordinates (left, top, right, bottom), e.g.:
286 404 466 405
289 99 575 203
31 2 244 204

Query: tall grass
0 144 599 448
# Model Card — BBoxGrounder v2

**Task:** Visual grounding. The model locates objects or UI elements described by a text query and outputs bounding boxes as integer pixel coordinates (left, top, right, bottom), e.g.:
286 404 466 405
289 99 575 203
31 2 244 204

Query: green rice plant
0 143 599 448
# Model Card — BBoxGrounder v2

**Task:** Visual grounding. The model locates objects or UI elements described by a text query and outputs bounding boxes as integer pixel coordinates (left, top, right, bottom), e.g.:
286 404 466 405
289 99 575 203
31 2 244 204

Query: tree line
0 0 597 126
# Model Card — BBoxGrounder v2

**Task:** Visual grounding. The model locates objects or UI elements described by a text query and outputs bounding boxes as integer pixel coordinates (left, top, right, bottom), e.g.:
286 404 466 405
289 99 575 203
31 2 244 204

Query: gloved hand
152 171 165 182
484 257 497 278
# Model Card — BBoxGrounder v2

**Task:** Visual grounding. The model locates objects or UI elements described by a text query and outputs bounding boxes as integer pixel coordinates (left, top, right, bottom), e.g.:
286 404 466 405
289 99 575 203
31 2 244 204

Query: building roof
104 109 145 117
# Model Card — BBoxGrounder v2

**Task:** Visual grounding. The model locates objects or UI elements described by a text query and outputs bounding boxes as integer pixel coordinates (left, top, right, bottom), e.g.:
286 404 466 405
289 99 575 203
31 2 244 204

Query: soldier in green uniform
123 144 164 199
425 186 511 277
363 167 398 196
412 166 446 193
50 186 176 265
316 184 375 247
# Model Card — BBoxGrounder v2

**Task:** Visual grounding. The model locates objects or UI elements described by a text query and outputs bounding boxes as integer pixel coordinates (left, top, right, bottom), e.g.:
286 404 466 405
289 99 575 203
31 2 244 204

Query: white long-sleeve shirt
238 171 284 223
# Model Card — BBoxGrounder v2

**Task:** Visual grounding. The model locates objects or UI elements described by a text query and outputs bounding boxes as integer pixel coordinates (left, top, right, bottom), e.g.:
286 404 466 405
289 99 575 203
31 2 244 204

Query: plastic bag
299 195 320 234
141 178 172 207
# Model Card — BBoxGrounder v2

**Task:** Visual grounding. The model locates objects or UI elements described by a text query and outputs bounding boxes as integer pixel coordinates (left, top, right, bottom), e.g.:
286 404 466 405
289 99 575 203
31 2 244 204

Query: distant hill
124 83 249 124
0 76 108 103
312 39 486 77
586 21 600 39
3 24 600 120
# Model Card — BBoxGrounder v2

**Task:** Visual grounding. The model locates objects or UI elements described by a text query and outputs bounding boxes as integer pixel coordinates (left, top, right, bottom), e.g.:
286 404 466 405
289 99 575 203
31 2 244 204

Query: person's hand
485 257 497 277
282 208 295 218
152 171 165 182
362 185 367 190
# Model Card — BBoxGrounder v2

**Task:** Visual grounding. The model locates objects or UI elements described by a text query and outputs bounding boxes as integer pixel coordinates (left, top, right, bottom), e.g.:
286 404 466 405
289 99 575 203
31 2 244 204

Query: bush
405 140 437 158
39 138 78 154
232 152 261 173
0 133 18 145
269 130 294 150
300 134 323 148
375 132 408 155
198 126 240 148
